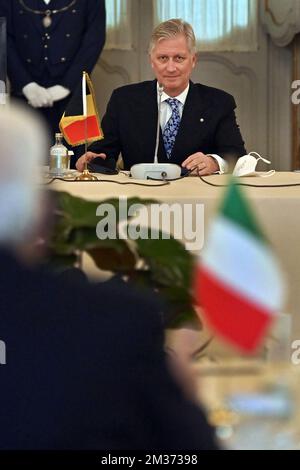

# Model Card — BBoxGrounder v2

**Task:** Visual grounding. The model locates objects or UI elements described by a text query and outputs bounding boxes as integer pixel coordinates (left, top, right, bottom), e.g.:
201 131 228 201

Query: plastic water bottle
49 133 69 176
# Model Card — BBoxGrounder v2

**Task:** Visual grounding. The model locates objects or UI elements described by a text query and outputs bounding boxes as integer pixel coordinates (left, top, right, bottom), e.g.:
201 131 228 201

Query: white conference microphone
130 83 181 180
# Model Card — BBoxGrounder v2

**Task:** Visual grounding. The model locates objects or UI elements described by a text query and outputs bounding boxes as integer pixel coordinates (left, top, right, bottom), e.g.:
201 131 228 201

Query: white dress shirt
157 83 227 174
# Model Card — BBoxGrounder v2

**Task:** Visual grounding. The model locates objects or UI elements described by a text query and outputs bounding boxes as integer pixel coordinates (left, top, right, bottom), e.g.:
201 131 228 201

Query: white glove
47 85 70 102
22 82 53 108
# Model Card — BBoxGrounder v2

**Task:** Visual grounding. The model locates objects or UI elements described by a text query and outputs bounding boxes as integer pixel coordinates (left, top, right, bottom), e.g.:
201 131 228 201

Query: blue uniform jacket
1 0 106 94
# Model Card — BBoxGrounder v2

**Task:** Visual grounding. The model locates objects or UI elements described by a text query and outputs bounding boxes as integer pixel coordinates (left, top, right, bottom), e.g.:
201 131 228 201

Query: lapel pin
200 118 204 122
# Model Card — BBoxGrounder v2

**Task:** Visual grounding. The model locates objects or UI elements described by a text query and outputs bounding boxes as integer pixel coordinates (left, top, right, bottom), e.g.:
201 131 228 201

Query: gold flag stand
75 162 98 181
75 72 98 181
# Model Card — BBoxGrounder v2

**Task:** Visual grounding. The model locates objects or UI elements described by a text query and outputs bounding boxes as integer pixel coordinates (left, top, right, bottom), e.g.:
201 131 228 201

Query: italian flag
195 180 285 353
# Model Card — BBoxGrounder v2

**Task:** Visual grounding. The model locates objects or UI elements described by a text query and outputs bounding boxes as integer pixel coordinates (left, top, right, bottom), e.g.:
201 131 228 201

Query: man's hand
22 82 53 108
76 151 107 172
47 85 70 102
182 152 219 176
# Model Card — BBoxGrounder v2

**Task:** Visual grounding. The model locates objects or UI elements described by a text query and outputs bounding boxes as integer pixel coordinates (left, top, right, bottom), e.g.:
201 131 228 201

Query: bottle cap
55 132 63 138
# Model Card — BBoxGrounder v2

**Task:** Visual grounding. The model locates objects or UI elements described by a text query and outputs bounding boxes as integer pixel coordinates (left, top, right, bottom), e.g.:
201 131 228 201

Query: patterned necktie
162 98 181 159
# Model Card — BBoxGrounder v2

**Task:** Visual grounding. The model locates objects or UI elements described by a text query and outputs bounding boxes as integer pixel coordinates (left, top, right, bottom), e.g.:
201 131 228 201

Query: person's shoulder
49 268 162 323
68 276 165 355
112 80 155 99
0 250 162 330
23 263 164 346
56 271 163 339
93 277 163 328
192 82 235 104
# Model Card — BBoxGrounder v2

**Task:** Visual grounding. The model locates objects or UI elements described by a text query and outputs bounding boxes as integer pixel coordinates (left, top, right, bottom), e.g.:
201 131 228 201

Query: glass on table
196 360 300 450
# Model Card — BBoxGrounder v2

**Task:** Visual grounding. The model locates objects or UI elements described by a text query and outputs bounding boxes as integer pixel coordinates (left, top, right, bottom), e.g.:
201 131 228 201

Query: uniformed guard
1 0 106 138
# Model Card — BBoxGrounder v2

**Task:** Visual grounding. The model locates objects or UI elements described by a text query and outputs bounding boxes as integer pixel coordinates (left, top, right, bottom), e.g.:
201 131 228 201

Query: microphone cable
199 175 300 188
43 176 170 187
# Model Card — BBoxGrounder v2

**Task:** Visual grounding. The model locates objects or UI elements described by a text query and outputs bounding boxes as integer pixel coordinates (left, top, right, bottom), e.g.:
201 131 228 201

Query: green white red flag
195 179 285 353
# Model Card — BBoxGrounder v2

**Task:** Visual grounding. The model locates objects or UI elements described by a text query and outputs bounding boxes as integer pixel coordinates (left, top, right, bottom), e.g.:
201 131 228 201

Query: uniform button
26 58 31 63
23 34 28 39
61 57 66 62
44 44 48 48
19 10 23 14
72 9 77 13
44 56 48 61
66 33 71 38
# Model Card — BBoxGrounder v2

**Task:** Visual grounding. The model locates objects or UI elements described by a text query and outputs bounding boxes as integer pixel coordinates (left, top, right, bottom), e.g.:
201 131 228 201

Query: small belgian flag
59 72 104 146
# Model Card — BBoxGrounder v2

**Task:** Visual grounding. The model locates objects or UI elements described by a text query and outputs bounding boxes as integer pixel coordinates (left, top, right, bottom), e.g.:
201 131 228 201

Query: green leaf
87 242 136 272
45 191 202 331
53 191 100 227
135 236 195 289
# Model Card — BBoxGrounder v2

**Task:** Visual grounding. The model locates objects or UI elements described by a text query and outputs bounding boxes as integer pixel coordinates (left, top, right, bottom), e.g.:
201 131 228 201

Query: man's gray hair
0 103 49 244
149 18 196 54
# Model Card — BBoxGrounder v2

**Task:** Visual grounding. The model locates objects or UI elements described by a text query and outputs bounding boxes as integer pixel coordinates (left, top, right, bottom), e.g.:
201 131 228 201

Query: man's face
150 34 196 96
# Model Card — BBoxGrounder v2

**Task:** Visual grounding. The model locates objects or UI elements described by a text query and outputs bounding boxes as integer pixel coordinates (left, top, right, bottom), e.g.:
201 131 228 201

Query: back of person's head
149 18 196 54
0 104 49 246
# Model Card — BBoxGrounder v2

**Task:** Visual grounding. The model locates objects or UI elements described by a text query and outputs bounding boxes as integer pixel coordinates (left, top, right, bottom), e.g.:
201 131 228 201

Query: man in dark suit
0 104 219 451
1 0 105 137
76 18 246 176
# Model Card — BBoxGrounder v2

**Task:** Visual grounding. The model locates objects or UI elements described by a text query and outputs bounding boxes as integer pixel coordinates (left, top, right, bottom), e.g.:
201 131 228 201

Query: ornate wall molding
261 0 300 47
291 36 300 169
264 0 291 27
267 41 292 170
198 53 258 150
198 53 256 82
95 58 131 84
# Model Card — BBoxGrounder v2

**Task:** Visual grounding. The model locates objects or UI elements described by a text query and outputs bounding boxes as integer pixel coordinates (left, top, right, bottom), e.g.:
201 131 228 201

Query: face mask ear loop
249 151 271 165
258 170 276 177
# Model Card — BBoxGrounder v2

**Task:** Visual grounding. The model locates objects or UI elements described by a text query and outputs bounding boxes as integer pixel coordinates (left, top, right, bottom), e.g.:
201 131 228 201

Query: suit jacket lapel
137 80 169 164
152 80 172 163
171 81 212 163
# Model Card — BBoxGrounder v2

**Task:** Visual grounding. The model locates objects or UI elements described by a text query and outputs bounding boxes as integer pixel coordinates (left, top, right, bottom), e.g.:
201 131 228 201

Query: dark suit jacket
89 80 246 170
1 0 106 93
0 249 218 450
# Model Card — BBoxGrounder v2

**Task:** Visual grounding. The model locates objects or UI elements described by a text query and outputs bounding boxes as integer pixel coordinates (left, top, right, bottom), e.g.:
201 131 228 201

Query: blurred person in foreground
0 104 219 450
76 18 246 176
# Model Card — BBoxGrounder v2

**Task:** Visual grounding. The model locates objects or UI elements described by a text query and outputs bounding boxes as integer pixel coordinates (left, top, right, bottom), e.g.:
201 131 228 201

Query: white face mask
232 151 275 177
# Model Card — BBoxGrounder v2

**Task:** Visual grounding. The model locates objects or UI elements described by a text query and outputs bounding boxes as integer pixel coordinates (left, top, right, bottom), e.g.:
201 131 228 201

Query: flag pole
76 71 97 181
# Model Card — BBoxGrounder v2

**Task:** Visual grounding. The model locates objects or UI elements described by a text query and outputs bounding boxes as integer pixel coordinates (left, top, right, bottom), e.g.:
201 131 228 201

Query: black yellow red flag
59 72 103 146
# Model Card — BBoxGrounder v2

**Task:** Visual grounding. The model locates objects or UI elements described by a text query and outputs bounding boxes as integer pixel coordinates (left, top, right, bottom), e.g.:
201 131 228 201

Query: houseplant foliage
46 190 201 329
